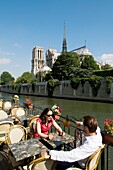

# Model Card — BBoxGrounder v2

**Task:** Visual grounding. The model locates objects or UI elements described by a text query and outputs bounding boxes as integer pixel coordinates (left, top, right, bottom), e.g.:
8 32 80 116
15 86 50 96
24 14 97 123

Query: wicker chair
10 107 26 124
65 144 105 170
0 121 14 144
5 124 27 144
29 115 40 138
0 99 3 109
27 156 56 170
0 109 8 121
10 106 26 118
2 101 12 112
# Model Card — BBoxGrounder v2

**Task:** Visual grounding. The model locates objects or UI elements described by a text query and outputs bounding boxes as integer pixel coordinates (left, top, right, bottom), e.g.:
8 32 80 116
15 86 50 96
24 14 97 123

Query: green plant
70 78 80 90
32 82 36 93
105 76 113 94
47 79 60 97
89 76 101 96
15 83 22 93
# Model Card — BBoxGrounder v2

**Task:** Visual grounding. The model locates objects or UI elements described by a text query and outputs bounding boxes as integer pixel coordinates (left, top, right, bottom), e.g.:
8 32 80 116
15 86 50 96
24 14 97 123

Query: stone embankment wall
1 79 113 103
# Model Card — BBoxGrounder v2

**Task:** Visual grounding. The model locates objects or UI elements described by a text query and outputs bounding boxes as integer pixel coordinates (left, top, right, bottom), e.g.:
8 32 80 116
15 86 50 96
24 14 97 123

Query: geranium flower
104 119 113 134
51 104 62 115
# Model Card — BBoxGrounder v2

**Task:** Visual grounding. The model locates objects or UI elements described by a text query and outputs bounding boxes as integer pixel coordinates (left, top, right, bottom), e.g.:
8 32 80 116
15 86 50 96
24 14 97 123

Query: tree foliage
105 76 113 94
16 72 36 84
89 76 102 96
47 79 60 97
52 52 80 80
81 56 100 70
0 71 15 85
101 64 112 70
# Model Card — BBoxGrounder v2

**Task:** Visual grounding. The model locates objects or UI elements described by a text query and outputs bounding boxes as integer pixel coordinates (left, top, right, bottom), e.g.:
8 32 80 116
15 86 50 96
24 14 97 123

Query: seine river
1 92 113 169
1 92 113 130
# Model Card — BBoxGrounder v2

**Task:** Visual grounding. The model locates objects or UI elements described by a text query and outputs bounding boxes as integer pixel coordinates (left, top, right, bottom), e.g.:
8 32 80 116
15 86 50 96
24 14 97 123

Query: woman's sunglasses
46 114 53 117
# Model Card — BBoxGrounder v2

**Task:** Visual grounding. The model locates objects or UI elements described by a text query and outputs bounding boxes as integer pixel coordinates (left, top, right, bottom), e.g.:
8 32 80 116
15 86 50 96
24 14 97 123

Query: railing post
101 146 105 170
106 145 109 170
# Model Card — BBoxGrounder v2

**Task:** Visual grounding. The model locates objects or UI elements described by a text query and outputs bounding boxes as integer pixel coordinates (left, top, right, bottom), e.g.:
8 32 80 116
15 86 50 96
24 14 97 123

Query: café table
8 138 47 162
40 132 75 150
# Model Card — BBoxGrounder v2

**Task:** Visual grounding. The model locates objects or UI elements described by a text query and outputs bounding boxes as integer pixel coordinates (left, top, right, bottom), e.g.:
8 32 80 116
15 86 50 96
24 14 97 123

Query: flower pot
101 131 113 146
55 114 61 120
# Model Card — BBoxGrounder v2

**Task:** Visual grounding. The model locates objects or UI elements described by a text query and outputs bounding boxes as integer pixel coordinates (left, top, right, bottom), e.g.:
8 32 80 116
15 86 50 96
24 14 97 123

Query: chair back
5 124 27 144
29 115 40 138
15 107 26 117
0 121 14 144
0 99 3 108
27 156 56 170
10 107 25 118
3 101 12 112
0 110 8 121
85 144 105 170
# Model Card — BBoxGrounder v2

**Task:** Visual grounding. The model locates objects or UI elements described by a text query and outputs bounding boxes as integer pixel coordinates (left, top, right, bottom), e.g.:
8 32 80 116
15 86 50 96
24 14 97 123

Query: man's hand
40 150 50 159
75 121 83 126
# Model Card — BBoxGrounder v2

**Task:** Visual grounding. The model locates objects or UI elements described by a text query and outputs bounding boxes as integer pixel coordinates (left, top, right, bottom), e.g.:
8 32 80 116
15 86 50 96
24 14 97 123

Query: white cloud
0 58 11 64
99 53 113 66
13 43 22 48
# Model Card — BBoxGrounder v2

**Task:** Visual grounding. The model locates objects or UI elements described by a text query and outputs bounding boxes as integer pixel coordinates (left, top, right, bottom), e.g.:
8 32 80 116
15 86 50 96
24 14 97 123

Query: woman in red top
34 108 64 140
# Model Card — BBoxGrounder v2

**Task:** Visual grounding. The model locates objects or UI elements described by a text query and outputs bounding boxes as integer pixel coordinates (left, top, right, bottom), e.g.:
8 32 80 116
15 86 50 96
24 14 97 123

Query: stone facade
31 46 45 75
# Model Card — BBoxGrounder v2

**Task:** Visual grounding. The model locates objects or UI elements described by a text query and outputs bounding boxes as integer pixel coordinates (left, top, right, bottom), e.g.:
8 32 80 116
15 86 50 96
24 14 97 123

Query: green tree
72 68 93 78
16 72 36 84
105 76 113 94
52 52 80 80
47 79 60 97
45 72 53 81
89 76 101 96
101 64 112 70
81 56 100 70
1 71 15 85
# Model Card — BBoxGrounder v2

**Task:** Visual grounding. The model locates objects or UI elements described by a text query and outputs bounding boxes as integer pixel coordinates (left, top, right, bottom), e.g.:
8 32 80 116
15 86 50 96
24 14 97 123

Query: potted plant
102 119 113 146
51 104 62 120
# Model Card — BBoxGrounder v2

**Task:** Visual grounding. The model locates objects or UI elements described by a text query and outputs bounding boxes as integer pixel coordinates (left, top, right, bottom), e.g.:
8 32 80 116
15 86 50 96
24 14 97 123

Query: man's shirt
50 127 102 163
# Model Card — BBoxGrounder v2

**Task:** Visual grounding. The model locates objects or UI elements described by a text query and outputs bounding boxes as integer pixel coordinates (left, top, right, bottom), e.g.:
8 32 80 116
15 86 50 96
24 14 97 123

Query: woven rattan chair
15 107 26 117
29 115 40 138
5 124 27 144
2 101 12 112
10 107 25 118
0 121 14 144
65 144 105 170
0 109 8 121
10 107 26 124
27 156 56 170
0 99 3 109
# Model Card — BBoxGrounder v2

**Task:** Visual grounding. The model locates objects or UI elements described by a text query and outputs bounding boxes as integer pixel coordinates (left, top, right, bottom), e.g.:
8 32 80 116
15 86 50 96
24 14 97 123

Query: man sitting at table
41 115 102 170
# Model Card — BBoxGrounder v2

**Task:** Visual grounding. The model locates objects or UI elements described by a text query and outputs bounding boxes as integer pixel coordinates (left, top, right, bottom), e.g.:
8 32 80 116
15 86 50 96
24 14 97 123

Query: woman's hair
39 108 53 124
83 115 98 132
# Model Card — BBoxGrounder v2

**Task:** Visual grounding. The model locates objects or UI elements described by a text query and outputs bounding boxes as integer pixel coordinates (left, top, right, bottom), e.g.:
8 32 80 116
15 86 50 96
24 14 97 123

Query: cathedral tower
62 22 67 52
31 46 45 75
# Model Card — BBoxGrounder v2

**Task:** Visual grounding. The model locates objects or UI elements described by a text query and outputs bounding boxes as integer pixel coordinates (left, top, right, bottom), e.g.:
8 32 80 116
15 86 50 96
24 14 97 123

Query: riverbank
1 79 113 104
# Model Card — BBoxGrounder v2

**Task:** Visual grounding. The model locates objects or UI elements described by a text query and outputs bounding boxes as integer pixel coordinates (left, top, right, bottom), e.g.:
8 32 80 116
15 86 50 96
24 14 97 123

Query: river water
1 92 113 130
1 92 113 169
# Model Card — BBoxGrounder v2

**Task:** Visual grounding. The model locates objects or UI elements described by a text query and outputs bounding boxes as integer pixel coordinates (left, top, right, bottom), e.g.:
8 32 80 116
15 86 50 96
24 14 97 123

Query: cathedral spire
62 22 67 52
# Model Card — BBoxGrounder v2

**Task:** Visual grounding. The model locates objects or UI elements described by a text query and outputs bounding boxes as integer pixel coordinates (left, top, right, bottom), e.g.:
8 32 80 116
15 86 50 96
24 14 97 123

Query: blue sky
0 0 113 79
